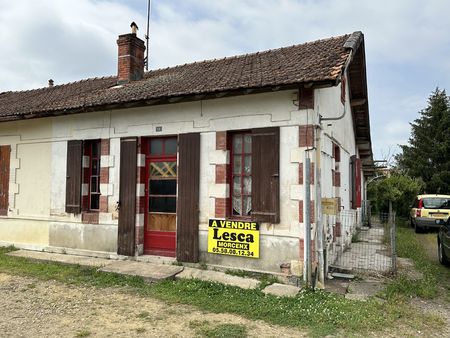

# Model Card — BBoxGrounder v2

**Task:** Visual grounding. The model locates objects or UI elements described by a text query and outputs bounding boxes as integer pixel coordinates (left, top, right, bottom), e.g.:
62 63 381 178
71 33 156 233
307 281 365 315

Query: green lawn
385 219 450 301
0 245 440 337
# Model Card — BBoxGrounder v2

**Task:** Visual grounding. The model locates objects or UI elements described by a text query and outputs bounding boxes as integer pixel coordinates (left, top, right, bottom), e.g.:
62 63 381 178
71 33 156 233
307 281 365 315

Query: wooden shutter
350 155 362 209
0 145 11 216
176 133 200 262
118 137 137 256
251 127 280 223
65 140 83 214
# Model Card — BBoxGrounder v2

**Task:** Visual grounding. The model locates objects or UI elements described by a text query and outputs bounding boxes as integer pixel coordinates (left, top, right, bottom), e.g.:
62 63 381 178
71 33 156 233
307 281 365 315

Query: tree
368 174 424 217
396 88 450 194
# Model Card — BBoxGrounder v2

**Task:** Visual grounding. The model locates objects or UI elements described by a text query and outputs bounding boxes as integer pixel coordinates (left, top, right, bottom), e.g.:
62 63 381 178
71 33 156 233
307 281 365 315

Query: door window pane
150 162 177 177
165 138 177 154
149 179 177 195
149 197 176 213
150 139 163 155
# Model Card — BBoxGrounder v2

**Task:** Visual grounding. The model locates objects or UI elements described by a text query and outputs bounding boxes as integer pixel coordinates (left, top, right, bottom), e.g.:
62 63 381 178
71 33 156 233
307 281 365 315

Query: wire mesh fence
328 204 397 276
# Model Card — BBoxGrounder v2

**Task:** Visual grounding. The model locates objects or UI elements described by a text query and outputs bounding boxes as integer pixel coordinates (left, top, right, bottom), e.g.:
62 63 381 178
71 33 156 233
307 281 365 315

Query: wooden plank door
0 145 10 216
176 133 200 262
118 137 137 256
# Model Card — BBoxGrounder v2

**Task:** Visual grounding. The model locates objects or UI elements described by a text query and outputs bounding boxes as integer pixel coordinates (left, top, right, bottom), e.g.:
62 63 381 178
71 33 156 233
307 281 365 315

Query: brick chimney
117 22 146 84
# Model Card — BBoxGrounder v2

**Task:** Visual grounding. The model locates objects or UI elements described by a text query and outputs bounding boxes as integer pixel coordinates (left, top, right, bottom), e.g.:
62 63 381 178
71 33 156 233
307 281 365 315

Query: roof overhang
345 34 374 177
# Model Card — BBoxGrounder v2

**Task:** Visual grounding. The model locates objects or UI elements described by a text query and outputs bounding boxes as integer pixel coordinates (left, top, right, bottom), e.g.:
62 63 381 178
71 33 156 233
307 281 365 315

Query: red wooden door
144 137 177 257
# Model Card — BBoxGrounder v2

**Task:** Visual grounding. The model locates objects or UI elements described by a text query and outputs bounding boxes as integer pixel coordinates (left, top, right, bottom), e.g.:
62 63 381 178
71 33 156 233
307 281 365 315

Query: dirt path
0 273 305 338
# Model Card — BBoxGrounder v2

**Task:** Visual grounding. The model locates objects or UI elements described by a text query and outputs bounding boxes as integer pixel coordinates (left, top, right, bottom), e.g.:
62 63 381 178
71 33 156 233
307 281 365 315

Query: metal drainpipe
304 154 311 286
315 125 325 288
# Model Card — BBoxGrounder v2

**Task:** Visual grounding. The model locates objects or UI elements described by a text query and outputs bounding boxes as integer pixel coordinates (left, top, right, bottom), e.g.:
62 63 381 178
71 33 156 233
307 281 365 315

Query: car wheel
438 239 449 266
415 222 422 233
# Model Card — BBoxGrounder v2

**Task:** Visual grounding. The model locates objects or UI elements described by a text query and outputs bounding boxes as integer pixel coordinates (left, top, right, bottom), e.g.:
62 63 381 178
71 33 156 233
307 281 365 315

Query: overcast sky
1 0 449 160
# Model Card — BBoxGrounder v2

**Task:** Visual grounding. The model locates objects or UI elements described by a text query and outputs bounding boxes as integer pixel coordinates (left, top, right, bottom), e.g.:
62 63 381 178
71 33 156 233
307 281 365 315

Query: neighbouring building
0 25 373 274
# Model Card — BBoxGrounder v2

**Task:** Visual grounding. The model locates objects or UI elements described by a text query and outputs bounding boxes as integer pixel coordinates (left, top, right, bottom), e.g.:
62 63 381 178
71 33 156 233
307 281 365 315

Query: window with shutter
251 127 280 223
0 145 10 216
65 140 83 214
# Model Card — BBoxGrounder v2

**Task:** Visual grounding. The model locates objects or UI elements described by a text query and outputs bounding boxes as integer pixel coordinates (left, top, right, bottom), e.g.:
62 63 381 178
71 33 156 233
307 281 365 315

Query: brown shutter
0 145 11 216
118 137 137 256
251 127 280 223
65 140 83 214
177 133 200 262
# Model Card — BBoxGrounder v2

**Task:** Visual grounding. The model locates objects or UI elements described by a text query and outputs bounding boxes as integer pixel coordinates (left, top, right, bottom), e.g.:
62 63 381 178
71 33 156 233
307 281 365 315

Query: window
227 128 280 223
65 139 106 215
86 140 101 210
0 145 10 216
231 132 252 217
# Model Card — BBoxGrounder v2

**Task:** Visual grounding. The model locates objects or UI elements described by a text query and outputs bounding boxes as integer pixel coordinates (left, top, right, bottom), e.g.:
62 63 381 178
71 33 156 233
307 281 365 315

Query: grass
189 320 248 338
384 218 450 300
0 246 438 337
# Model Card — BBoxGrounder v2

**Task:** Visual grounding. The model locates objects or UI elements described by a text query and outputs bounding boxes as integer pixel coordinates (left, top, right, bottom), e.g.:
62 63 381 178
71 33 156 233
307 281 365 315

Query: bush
368 174 424 217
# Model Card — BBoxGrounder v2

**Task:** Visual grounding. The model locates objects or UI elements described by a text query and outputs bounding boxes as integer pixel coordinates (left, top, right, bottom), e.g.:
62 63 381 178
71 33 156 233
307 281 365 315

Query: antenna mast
145 0 152 71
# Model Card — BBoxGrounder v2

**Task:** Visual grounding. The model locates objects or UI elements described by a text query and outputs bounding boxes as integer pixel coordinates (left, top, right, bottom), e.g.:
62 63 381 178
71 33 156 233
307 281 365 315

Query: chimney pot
48 79 54 87
130 21 139 34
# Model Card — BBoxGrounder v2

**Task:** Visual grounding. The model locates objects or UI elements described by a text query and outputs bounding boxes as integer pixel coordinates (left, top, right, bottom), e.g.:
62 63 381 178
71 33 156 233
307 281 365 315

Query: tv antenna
144 0 152 71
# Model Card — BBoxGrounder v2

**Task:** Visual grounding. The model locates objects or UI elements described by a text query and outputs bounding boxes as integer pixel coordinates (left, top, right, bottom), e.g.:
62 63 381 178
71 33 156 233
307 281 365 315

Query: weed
75 329 91 337
171 261 183 266
135 327 146 334
198 262 208 270
137 311 151 319
200 323 247 338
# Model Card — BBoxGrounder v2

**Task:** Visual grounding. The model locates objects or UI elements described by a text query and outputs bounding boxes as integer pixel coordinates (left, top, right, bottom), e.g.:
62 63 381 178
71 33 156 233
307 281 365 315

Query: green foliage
396 88 450 193
0 246 436 337
368 174 424 216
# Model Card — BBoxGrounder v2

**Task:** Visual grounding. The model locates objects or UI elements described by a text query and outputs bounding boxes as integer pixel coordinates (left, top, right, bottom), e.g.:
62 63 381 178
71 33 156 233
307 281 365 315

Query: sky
1 0 449 161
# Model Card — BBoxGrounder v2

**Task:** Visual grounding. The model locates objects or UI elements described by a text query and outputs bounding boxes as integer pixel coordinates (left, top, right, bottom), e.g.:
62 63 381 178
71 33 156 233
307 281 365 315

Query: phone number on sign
211 247 255 257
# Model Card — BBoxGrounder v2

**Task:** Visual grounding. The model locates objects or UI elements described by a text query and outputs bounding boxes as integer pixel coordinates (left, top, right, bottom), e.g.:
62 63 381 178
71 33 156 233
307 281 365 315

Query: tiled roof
0 33 357 121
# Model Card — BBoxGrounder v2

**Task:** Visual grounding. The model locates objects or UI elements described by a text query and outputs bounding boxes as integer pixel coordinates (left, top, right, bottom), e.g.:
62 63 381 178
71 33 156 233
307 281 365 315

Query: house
0 25 373 275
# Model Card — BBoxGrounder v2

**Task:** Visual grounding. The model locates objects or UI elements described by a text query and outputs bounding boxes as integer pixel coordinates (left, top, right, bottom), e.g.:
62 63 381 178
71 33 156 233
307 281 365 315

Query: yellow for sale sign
208 219 260 258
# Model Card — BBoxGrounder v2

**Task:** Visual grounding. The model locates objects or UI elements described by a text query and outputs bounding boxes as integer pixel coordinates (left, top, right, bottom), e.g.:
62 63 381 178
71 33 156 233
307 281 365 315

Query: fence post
390 212 397 274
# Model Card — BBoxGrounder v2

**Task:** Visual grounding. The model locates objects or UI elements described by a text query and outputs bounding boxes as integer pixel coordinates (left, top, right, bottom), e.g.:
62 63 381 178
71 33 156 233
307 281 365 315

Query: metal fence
327 205 397 276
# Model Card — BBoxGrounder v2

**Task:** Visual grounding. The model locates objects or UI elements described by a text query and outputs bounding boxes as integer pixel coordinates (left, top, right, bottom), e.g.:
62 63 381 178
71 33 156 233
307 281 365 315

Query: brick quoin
215 164 227 184
298 200 315 223
100 139 110 156
216 131 227 150
299 162 315 185
334 171 341 187
99 196 108 213
299 125 314 147
215 198 228 218
299 238 316 262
